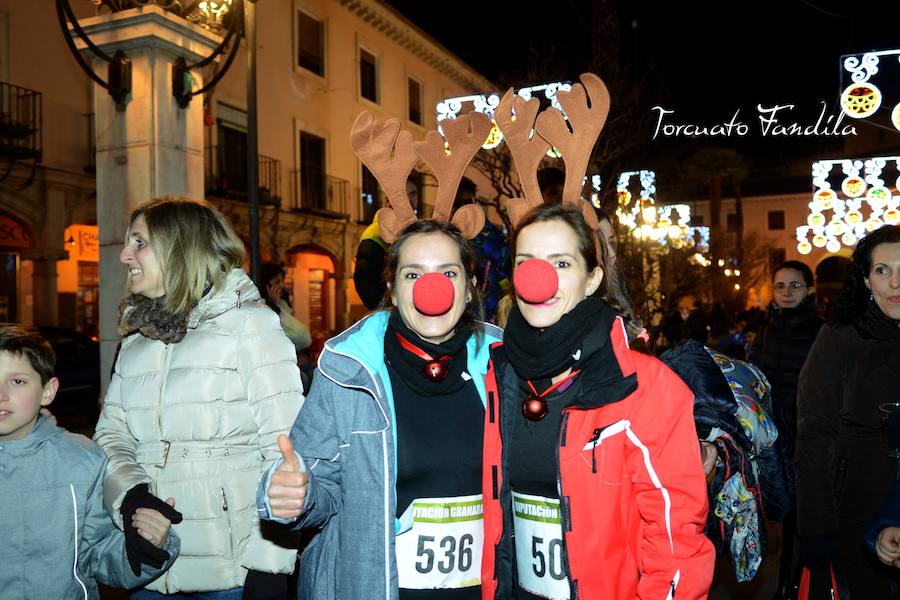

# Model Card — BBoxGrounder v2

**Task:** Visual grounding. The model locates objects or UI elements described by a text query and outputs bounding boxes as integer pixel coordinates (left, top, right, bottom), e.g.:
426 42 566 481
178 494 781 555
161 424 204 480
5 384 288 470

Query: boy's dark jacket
0 415 179 599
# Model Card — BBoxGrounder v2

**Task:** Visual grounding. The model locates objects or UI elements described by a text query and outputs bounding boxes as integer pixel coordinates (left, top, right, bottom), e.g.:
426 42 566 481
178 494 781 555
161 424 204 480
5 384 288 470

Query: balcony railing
205 144 281 205
0 81 42 161
291 171 351 219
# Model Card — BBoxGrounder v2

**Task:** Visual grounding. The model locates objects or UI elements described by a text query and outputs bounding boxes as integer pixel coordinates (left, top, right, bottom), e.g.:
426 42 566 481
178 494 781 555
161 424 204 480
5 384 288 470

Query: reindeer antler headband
349 72 609 241
350 110 490 243
497 72 611 231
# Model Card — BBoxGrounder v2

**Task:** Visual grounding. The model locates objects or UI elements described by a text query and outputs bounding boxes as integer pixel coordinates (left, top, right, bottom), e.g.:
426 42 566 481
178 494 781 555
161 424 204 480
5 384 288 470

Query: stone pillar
333 274 348 331
24 186 68 326
21 250 68 326
71 7 222 394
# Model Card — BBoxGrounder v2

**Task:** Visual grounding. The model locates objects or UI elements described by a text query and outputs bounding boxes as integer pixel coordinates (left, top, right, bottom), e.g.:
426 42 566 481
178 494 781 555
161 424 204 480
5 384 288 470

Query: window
361 164 380 222
769 248 786 268
726 213 739 232
690 214 704 227
296 10 324 76
300 132 325 210
359 48 378 103
408 77 422 125
767 210 785 230
210 104 248 196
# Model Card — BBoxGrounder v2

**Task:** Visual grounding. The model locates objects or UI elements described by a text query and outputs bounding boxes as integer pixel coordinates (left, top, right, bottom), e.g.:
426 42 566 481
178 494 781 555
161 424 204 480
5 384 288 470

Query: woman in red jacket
481 203 714 600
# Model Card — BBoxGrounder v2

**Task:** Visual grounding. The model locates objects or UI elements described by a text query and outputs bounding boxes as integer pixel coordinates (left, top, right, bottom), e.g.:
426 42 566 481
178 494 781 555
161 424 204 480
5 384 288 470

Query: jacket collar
1 414 59 457
187 269 261 329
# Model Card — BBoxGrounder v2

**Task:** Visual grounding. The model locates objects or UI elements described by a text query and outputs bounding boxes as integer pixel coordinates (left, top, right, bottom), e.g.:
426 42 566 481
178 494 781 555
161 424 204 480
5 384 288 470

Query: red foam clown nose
514 258 558 304
413 272 455 316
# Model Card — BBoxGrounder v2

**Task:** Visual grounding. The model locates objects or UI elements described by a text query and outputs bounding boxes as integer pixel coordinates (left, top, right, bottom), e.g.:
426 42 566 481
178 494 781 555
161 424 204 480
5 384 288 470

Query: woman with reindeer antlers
256 110 502 600
480 74 715 600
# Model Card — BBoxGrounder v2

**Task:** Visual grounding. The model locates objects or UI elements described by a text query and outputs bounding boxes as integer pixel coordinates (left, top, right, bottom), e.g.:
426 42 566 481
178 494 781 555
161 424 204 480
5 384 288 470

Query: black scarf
855 298 900 341
504 296 612 380
384 311 470 395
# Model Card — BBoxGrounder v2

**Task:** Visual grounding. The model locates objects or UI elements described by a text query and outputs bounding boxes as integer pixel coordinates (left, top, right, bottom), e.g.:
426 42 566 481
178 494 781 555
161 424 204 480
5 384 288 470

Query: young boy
0 324 180 598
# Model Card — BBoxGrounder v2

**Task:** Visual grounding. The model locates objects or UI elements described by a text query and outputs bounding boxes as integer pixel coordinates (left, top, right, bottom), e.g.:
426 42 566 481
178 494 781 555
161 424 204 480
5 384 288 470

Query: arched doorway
284 244 339 341
815 255 851 315
0 211 33 322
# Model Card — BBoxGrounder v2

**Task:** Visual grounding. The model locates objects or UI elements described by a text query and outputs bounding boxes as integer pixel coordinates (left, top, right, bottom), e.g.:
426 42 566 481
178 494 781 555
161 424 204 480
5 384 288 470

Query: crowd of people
3 74 900 600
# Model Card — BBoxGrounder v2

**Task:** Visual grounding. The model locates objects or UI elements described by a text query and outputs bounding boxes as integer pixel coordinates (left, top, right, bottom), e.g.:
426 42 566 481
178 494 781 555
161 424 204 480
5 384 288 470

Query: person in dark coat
353 178 420 309
748 260 822 597
795 224 900 598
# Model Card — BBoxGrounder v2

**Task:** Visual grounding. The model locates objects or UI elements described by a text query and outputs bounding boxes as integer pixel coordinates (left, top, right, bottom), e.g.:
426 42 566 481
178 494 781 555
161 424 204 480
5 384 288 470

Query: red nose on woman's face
413 272 455 316
514 259 559 304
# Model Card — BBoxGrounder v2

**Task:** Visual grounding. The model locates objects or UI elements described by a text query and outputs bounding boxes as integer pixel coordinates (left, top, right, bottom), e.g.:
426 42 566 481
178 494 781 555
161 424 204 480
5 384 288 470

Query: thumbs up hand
268 434 310 519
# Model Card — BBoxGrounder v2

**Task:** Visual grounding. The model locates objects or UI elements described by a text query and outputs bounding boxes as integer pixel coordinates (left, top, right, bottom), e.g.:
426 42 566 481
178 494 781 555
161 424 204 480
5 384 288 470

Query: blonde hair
128 197 245 315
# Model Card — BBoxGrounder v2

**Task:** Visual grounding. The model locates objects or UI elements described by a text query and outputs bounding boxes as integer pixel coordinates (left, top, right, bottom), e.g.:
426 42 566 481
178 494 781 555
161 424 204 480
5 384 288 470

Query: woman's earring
871 292 875 301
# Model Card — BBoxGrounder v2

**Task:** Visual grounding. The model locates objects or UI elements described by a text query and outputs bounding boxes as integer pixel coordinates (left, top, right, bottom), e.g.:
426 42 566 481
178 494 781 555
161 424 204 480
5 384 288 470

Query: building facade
0 0 493 341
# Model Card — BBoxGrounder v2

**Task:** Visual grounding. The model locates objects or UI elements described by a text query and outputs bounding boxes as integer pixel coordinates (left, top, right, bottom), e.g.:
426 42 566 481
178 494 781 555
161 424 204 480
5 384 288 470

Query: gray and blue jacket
257 310 501 600
0 415 179 599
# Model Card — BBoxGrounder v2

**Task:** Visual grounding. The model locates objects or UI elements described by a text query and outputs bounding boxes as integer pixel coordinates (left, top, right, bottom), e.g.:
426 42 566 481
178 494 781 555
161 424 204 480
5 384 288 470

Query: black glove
120 483 184 576
798 534 835 569
242 570 289 600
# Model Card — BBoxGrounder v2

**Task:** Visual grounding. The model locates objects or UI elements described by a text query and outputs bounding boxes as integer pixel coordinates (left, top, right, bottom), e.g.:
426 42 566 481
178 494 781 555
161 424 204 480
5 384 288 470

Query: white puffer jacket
94 269 304 593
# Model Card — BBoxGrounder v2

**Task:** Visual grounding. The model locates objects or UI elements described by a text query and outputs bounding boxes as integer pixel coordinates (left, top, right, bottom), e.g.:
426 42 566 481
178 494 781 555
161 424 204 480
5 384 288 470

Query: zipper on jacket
556 410 577 600
220 487 229 511
589 428 603 474
157 344 173 451
221 487 236 559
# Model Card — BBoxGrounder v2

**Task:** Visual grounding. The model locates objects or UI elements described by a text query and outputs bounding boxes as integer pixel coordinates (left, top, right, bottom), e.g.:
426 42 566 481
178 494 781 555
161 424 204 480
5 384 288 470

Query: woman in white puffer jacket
93 197 304 598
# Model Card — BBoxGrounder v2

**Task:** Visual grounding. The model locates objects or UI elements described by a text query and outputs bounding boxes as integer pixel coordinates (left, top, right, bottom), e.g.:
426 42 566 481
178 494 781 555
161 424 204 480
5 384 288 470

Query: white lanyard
395 494 483 590
512 490 570 600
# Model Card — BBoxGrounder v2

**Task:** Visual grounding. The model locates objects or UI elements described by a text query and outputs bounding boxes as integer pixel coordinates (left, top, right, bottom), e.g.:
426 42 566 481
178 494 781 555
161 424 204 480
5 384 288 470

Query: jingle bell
522 395 549 421
424 360 449 382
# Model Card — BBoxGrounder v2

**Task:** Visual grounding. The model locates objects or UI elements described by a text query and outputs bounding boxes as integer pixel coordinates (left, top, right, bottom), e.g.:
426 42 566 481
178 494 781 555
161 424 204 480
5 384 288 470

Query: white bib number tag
395 494 483 590
512 491 570 600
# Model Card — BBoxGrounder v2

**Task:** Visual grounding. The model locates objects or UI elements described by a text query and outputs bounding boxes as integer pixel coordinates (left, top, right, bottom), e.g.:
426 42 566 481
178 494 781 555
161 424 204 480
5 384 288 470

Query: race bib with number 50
512 491 570 600
395 494 483 590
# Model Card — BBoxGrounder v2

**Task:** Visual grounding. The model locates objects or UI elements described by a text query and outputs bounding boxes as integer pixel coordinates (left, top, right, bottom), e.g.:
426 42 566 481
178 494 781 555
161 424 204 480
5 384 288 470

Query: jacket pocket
581 428 624 485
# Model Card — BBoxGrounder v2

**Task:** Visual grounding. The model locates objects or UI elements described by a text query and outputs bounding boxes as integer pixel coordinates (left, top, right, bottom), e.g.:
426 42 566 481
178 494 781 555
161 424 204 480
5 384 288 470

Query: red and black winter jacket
481 317 715 600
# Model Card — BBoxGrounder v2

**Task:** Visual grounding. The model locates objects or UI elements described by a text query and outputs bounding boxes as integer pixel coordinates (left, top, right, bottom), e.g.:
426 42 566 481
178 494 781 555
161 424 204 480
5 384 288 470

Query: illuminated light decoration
841 176 867 197
437 81 572 150
734 269 741 277
734 284 741 291
546 146 562 159
482 120 504 150
797 156 900 254
867 185 891 208
884 208 900 225
893 103 900 131
840 82 882 119
613 169 710 253
589 174 602 209
724 268 732 276
807 212 826 227
866 217 884 232
718 259 725 267
815 188 837 210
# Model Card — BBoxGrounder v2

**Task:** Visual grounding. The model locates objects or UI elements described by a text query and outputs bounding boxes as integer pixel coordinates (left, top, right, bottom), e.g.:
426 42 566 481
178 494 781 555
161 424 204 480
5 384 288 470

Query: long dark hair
380 219 485 337
511 203 645 345
834 224 900 324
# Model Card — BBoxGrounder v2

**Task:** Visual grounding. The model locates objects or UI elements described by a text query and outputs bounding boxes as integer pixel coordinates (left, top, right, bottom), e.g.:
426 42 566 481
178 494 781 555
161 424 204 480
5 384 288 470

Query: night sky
388 0 900 174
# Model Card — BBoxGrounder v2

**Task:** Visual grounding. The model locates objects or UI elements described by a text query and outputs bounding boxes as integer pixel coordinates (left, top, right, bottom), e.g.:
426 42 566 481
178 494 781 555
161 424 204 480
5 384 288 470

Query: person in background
0 324 179 599
259 219 502 600
747 260 821 597
94 197 304 598
354 177 420 310
795 224 900 598
258 261 312 362
482 203 714 600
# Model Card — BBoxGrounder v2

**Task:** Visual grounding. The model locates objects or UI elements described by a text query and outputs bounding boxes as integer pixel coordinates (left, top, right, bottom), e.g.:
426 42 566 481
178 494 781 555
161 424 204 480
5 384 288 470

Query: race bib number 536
395 494 483 590
512 491 570 600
